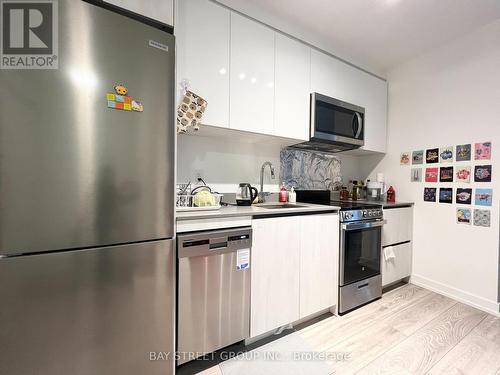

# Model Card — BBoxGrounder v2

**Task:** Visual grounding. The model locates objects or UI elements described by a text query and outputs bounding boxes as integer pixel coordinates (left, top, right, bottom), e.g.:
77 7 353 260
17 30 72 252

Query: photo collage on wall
400 142 493 227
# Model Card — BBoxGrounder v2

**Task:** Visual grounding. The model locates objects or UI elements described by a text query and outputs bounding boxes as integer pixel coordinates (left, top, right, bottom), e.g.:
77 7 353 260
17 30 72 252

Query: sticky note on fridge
236 248 250 270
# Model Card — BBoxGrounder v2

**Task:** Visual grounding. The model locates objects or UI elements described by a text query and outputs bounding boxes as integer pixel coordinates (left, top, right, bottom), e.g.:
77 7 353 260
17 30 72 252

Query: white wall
177 134 364 194
363 19 500 313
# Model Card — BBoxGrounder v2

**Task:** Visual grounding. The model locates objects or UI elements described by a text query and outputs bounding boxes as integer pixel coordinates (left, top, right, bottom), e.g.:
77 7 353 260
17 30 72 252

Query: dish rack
176 193 223 211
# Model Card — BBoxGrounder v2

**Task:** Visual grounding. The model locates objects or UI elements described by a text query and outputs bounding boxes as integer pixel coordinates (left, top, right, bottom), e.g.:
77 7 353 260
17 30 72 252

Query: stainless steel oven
339 207 383 314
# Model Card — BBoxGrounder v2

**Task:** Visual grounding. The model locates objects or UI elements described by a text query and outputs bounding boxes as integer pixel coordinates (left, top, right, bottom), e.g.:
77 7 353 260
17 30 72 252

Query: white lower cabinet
382 242 412 287
381 206 414 287
251 213 339 337
299 214 338 318
382 207 413 247
251 216 300 337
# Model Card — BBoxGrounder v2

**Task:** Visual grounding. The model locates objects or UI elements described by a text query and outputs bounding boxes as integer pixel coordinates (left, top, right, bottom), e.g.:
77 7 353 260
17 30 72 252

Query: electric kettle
236 183 258 206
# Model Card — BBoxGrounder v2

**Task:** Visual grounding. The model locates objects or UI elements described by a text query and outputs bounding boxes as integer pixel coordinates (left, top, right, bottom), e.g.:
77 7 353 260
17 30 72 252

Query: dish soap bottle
288 187 296 204
279 184 288 202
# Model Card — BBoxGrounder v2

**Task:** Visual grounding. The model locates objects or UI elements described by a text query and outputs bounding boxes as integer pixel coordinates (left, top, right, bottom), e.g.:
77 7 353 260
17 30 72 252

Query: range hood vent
288 139 359 154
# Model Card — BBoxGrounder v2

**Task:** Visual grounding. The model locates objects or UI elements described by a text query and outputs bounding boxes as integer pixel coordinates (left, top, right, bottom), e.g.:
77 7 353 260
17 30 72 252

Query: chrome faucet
259 161 275 202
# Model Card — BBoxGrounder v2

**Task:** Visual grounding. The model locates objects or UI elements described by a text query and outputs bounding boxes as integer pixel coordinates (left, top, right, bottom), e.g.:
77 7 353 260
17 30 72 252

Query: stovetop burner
295 190 384 222
330 200 383 210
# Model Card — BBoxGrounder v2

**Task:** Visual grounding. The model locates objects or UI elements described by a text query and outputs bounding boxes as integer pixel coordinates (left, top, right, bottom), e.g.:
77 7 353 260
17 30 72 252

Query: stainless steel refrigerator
0 1 175 374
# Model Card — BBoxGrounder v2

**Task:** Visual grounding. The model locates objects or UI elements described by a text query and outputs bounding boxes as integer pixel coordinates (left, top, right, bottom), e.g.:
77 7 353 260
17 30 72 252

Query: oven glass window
315 101 363 139
343 226 381 285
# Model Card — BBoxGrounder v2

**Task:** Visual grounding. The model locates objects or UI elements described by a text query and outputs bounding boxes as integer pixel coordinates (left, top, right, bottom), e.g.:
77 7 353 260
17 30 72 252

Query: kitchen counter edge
176 203 340 221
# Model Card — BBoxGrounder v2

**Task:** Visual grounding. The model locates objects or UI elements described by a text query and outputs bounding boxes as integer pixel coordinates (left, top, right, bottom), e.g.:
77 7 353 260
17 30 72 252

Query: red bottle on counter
279 184 288 202
386 186 396 203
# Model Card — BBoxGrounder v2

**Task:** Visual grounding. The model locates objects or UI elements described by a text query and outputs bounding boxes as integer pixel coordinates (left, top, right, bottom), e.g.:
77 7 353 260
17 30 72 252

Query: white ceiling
219 0 500 76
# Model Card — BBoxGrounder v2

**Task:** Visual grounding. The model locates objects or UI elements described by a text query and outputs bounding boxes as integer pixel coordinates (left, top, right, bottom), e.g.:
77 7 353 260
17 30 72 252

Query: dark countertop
382 202 415 209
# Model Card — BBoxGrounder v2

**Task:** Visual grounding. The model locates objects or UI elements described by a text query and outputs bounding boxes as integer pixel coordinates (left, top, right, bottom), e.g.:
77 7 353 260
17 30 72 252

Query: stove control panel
341 208 383 222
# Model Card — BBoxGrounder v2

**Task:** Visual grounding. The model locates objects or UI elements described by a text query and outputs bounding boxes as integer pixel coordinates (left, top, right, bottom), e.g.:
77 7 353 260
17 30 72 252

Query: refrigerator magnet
411 168 422 182
106 84 143 112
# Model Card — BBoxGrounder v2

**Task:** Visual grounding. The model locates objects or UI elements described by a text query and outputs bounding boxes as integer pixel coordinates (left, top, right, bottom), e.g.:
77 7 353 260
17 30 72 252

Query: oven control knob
368 211 373 217
345 212 352 220
362 210 367 217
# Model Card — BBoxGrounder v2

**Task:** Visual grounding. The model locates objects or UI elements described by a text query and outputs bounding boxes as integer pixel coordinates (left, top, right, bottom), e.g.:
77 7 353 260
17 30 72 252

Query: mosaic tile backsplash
280 148 342 191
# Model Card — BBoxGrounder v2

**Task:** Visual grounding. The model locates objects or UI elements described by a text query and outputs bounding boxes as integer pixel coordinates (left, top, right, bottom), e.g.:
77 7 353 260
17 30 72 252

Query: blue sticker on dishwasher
236 248 250 270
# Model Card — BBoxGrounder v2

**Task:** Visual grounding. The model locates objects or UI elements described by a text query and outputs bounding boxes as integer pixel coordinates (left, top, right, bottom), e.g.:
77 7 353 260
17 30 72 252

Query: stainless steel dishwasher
177 227 252 365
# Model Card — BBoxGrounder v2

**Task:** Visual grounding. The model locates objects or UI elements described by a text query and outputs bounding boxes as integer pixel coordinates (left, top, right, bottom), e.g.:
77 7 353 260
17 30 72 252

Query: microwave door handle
355 112 363 139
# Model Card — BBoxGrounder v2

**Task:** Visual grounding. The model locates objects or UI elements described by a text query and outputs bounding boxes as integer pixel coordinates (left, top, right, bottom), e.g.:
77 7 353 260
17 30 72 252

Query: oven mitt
176 90 208 134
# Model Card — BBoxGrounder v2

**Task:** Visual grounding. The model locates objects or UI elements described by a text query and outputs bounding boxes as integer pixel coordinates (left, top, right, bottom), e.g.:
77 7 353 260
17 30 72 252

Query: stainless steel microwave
291 93 365 153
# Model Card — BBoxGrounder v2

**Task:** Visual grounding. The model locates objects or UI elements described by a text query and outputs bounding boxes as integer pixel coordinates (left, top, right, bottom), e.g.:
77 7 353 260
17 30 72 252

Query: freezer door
0 239 175 375
0 1 175 255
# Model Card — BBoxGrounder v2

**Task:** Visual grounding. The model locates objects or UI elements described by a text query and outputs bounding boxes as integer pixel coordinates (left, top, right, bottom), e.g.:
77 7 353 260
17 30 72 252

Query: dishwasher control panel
177 227 252 258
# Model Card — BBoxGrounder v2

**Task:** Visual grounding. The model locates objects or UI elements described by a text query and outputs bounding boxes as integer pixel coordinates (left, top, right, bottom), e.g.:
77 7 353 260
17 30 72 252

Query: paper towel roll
384 246 396 261
377 173 384 183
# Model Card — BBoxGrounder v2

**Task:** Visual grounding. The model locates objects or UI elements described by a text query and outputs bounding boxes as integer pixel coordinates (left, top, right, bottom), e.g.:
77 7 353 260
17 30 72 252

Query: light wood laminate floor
197 284 500 375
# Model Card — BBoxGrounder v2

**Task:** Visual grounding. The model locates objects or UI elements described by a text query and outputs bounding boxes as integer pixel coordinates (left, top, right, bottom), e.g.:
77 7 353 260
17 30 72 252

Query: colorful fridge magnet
425 167 438 183
440 166 454 182
456 166 471 183
456 144 471 161
474 209 491 227
439 188 453 204
456 208 472 225
426 148 439 164
106 84 143 112
400 152 410 165
474 142 491 160
411 168 422 182
439 146 453 163
412 150 424 165
424 187 437 202
456 188 472 205
475 188 493 206
474 165 492 182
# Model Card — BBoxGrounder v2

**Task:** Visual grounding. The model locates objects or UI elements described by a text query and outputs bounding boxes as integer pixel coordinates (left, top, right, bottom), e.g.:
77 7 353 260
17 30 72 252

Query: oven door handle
342 220 385 231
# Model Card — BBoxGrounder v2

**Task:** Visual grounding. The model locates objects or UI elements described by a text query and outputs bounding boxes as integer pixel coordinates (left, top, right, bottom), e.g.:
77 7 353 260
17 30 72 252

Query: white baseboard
411 274 500 317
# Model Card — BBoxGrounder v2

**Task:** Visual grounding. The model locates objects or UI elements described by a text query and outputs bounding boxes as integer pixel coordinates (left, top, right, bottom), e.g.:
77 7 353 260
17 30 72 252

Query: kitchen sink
259 204 307 209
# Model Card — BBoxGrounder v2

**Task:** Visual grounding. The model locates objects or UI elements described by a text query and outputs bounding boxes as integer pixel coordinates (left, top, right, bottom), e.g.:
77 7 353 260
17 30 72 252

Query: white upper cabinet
104 0 173 26
175 0 230 128
359 75 387 153
274 35 310 141
230 13 275 135
311 49 388 153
